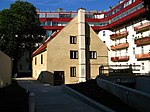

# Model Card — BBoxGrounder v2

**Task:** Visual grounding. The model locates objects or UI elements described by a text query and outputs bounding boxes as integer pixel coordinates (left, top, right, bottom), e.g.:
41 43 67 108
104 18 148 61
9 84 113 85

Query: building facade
37 0 150 75
32 9 108 85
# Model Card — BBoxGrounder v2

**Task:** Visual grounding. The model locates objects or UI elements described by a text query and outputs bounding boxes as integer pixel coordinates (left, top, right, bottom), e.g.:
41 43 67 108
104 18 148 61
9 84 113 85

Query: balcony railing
134 22 150 33
134 36 150 46
111 56 129 62
135 53 150 60
111 42 129 51
110 31 128 40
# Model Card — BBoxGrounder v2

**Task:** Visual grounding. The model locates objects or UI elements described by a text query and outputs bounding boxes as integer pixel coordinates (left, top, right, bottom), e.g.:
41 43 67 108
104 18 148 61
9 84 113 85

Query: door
54 71 64 86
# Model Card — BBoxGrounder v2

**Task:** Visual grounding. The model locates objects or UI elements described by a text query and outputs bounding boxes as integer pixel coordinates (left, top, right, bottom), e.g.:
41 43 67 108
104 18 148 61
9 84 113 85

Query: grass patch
67 79 139 112
0 80 28 112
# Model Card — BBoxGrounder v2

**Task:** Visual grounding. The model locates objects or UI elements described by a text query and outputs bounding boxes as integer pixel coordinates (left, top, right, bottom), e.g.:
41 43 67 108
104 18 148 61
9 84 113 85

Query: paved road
17 78 102 112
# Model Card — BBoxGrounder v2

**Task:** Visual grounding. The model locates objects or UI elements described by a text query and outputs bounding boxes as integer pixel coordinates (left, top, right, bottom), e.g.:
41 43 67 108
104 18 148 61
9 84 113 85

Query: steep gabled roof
32 31 60 57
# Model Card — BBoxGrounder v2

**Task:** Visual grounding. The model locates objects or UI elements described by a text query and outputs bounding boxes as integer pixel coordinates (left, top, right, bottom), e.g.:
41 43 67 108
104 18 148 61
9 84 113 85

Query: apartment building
37 0 150 75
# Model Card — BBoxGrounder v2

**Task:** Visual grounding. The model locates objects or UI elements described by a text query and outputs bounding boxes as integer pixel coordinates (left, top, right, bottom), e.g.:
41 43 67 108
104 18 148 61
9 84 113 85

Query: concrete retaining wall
96 77 150 112
62 85 115 112
136 77 150 94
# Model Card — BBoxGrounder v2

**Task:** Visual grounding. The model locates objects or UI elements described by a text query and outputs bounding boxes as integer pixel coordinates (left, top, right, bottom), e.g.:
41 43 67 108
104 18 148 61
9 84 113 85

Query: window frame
41 54 43 64
70 36 77 44
35 57 37 65
90 51 97 59
70 50 78 59
70 67 76 77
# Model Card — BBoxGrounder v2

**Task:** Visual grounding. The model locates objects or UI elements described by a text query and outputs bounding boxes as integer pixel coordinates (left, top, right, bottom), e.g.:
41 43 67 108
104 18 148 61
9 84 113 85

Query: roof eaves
32 30 60 57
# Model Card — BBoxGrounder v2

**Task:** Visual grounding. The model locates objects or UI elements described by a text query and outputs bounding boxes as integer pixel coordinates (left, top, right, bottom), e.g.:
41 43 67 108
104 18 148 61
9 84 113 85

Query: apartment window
142 63 144 70
133 47 135 54
70 67 76 77
35 57 37 65
70 50 78 59
90 51 97 59
41 54 43 64
103 31 105 36
70 36 77 44
141 46 144 54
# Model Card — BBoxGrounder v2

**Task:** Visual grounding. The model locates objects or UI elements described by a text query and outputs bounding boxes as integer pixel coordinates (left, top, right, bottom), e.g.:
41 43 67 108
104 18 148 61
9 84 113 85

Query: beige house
32 9 108 85
0 51 12 88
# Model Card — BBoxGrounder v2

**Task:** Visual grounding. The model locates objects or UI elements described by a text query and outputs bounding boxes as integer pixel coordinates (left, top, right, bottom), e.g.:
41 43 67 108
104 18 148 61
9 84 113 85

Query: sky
0 0 119 12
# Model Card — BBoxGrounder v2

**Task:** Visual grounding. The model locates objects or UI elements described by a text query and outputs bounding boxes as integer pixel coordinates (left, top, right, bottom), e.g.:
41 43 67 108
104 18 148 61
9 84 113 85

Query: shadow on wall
38 71 54 85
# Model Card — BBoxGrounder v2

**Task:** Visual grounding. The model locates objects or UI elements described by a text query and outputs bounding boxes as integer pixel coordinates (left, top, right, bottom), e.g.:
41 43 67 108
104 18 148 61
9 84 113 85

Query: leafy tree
143 0 150 20
0 1 45 76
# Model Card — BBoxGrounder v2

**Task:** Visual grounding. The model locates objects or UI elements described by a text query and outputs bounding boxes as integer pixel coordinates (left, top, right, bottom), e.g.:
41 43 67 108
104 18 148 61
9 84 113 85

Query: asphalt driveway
17 78 102 112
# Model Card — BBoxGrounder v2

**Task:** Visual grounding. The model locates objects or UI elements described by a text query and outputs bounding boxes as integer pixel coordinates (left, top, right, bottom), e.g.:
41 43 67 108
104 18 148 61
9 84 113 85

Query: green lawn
0 80 29 112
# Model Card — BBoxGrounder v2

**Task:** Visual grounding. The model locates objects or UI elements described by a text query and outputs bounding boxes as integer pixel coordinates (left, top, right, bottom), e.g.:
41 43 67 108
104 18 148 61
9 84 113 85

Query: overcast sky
0 0 119 12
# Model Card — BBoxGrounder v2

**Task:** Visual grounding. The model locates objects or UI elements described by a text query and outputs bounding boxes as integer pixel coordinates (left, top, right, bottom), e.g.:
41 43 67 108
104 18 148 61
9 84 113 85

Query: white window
70 50 78 59
90 51 97 59
70 67 76 77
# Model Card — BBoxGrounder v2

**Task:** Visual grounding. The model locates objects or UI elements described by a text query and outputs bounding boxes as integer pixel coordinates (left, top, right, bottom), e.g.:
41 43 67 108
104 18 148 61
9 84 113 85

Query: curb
62 85 116 112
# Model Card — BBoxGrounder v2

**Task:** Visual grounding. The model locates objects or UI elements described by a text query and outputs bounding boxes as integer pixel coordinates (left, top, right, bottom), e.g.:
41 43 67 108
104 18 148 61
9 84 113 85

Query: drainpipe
78 8 86 82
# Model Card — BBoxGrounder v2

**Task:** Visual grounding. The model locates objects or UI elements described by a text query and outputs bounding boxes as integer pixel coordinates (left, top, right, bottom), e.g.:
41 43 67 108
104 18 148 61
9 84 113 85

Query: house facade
32 9 108 85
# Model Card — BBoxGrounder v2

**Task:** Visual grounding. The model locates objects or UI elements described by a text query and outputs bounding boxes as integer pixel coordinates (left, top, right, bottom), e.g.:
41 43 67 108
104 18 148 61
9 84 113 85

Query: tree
0 1 46 76
143 0 150 20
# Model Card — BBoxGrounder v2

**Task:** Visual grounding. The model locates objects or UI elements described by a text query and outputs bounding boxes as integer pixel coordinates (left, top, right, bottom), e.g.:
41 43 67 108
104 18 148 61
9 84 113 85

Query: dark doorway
54 71 64 86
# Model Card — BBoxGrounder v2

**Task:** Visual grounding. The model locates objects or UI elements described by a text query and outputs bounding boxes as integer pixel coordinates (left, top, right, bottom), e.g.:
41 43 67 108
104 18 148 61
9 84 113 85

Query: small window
141 46 144 54
41 54 43 64
90 51 97 59
70 50 78 59
133 47 135 54
70 36 77 44
35 57 37 65
70 67 76 77
142 63 144 70
103 31 105 36
126 49 128 54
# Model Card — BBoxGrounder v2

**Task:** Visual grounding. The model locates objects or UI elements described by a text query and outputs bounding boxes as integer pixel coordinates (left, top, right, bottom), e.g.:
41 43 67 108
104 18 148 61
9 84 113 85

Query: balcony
135 53 150 60
111 42 129 51
111 56 129 62
134 36 150 46
134 22 150 33
110 31 128 40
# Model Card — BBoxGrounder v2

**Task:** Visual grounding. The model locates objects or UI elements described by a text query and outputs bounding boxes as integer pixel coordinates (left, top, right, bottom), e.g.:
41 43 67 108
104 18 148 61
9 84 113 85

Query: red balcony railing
134 36 150 46
111 42 129 51
135 53 150 60
134 22 150 33
110 31 128 40
111 56 129 62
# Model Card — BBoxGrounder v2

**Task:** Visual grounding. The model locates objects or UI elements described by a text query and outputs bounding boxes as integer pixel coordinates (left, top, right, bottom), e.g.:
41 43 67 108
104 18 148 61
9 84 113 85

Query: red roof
32 31 60 57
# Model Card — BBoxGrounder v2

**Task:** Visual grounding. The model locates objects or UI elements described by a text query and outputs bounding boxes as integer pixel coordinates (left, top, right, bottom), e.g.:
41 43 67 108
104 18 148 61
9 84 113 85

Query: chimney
78 8 86 82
